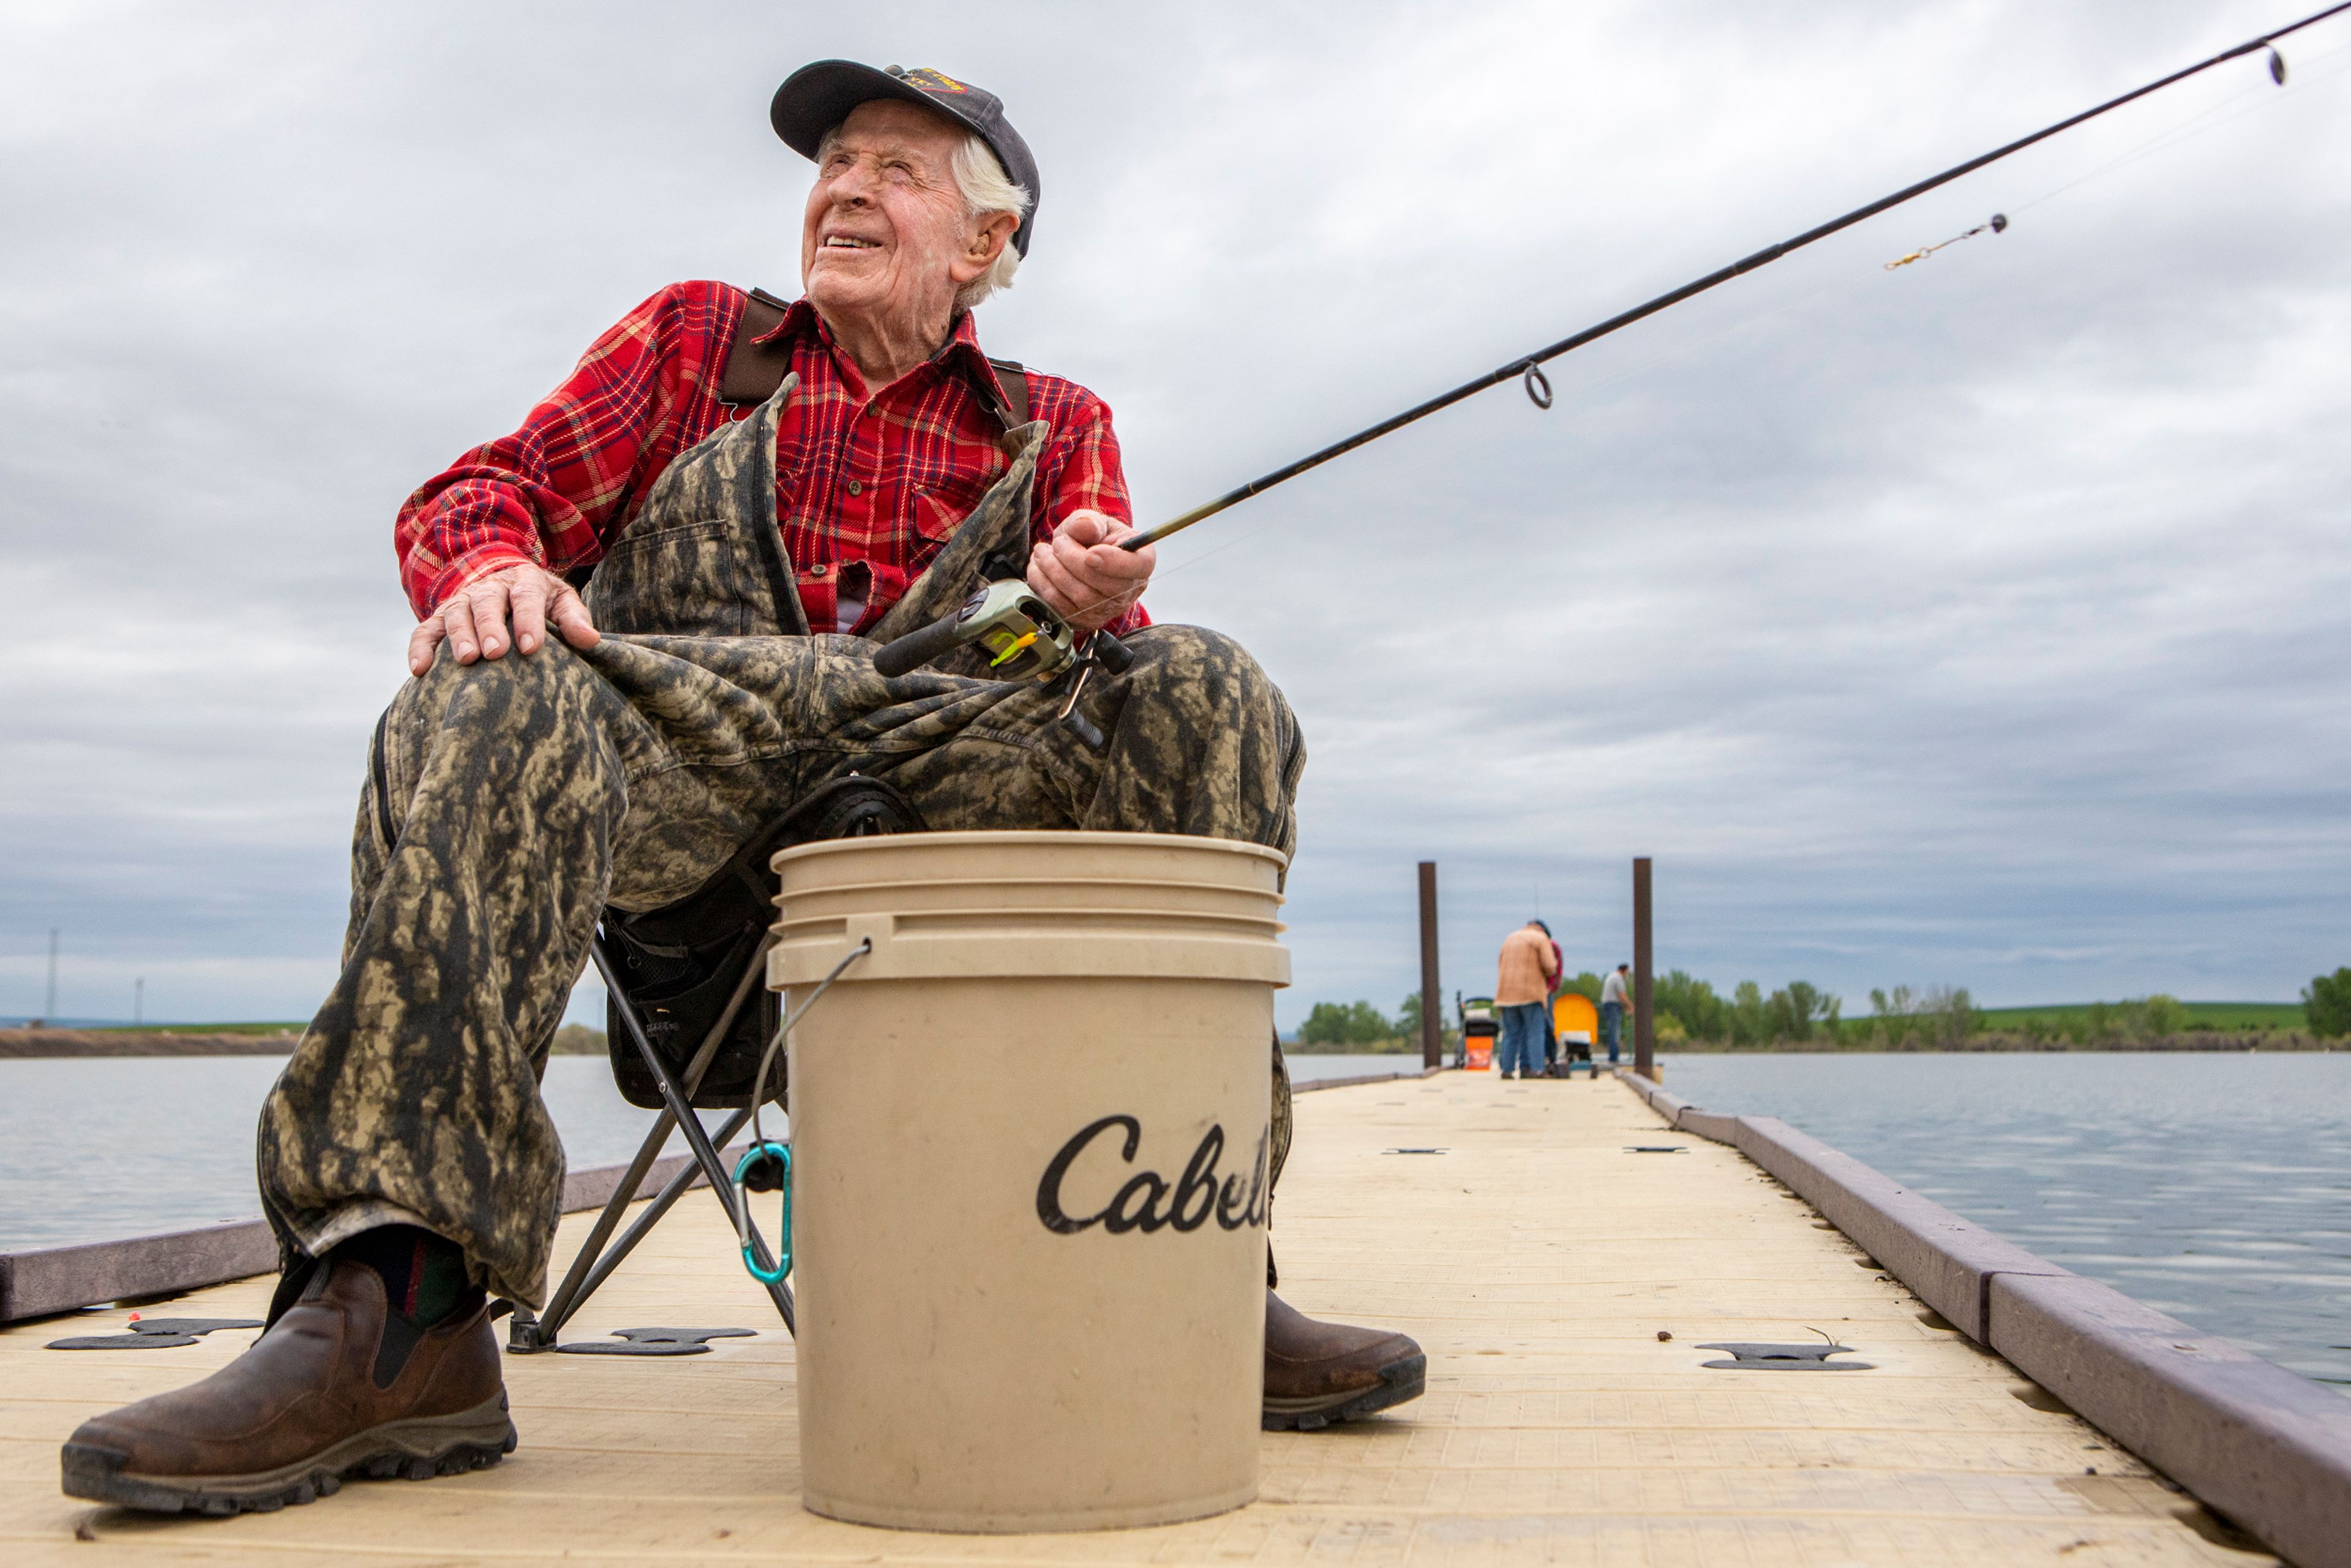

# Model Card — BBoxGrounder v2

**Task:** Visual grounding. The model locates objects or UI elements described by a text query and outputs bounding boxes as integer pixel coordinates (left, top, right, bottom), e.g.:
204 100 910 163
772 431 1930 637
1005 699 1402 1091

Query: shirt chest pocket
906 458 1009 543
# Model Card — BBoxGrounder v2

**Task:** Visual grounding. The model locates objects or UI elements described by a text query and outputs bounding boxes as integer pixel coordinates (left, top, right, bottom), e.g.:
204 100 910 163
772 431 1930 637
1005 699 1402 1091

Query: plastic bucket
768 830 1288 1532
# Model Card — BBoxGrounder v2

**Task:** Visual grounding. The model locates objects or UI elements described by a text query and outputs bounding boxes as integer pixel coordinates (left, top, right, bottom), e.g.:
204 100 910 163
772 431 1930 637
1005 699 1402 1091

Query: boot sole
1261 1351 1426 1431
61 1392 517 1516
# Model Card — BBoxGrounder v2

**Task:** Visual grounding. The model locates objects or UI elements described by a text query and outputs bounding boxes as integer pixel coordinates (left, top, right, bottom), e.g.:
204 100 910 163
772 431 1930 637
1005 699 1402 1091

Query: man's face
801 99 1002 338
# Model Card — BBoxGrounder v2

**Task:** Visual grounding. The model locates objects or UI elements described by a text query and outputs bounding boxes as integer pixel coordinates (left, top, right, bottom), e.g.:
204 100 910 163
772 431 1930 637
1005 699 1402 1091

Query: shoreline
1662 1031 2334 1052
1287 1035 2334 1057
0 1023 613 1059
0 1029 298 1058
3 1029 2334 1059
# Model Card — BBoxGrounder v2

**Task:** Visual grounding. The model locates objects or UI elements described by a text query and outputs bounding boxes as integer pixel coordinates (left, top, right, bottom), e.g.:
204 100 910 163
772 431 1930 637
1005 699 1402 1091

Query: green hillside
1974 1001 2303 1032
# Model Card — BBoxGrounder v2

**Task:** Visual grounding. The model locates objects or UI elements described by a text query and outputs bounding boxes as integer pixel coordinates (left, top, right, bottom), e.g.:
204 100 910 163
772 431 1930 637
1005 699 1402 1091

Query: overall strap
717 286 1032 433
981 356 1031 430
718 287 795 405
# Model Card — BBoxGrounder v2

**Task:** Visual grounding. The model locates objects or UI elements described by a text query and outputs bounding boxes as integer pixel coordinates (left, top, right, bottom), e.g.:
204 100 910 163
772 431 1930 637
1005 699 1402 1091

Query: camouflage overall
258 375 1306 1310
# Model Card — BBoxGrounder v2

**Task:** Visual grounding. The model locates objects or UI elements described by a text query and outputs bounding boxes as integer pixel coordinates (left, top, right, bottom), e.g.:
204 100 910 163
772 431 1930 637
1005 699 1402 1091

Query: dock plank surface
0 1073 2272 1564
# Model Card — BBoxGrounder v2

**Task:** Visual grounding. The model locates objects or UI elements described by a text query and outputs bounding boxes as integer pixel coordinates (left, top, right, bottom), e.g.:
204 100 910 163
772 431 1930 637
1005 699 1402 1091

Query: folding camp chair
506 775 925 1353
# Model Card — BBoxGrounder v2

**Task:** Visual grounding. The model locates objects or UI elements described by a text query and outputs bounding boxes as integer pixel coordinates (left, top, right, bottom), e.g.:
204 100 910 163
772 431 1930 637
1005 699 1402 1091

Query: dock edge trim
0 1143 757 1326
1615 1069 2351 1568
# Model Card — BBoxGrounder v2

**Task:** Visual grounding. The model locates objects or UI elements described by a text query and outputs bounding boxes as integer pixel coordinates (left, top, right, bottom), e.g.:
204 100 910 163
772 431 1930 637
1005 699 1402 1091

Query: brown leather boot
60 1258 514 1515
1261 1291 1425 1430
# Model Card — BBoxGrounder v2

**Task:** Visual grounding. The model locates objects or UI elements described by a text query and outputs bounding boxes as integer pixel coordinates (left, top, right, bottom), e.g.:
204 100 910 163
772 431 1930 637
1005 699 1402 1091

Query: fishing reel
874 578 1134 748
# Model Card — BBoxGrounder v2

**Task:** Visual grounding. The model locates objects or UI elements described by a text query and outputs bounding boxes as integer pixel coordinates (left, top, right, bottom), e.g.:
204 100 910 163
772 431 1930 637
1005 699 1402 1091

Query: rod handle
873 613 970 678
1090 630 1135 674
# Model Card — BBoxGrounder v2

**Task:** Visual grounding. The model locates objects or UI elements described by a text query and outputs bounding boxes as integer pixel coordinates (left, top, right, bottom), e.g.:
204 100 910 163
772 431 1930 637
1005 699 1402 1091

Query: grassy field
88 1021 308 1035
1972 1000 2304 1032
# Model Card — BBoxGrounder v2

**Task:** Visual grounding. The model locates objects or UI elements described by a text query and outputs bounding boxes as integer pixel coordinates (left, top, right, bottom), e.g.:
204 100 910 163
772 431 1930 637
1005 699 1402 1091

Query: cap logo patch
902 67 970 94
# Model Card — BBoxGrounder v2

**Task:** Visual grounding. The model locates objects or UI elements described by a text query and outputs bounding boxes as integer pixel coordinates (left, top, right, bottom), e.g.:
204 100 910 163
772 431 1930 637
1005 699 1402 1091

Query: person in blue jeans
1496 1000 1548 1079
1599 962 1631 1064
1493 920 1560 1080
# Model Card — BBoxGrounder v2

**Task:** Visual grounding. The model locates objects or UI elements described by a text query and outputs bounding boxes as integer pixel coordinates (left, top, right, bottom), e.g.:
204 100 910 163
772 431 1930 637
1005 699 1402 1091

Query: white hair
950 132 1030 310
812 122 1032 311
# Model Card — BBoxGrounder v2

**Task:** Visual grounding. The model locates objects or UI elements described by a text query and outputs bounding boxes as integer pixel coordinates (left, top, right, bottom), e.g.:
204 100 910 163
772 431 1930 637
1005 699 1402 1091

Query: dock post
1632 857 1654 1081
1417 861 1442 1069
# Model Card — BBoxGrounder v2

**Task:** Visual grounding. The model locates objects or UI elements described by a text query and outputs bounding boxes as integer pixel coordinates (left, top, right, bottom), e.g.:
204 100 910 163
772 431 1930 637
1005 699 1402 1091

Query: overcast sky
2 0 2346 1030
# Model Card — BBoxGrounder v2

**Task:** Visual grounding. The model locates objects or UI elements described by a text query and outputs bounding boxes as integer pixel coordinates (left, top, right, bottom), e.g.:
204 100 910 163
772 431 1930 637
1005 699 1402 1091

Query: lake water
1658 1051 2350 1394
0 1051 1419 1253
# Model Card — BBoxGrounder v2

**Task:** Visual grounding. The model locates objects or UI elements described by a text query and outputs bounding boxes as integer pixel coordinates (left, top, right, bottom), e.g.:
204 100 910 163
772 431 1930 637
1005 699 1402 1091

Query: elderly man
61 61 1422 1516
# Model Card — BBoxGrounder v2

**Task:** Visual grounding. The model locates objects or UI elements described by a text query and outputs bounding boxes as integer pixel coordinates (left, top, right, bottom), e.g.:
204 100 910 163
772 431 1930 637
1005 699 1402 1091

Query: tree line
1294 992 1449 1052
2305 967 2350 1037
1292 964 2351 1050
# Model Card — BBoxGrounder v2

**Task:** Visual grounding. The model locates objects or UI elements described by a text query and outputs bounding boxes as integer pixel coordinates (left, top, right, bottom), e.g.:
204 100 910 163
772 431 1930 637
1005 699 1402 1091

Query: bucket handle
733 937 870 1286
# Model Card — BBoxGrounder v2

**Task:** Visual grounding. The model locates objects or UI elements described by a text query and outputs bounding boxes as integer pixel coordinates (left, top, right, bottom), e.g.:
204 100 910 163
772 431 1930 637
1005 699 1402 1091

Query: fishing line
2008 80 2276 215
1567 39 2350 384
884 4 2351 672
1133 23 2351 594
2008 38 2351 218
1147 248 1885 584
1109 1 2351 555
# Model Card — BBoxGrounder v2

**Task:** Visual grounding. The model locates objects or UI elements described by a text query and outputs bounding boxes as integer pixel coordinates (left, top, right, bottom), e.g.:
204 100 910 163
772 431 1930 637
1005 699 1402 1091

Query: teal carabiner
732 1141 792 1285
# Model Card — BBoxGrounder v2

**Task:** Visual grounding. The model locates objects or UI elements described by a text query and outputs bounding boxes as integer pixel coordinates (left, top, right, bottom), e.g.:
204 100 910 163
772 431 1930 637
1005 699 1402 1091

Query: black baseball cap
771 61 1040 257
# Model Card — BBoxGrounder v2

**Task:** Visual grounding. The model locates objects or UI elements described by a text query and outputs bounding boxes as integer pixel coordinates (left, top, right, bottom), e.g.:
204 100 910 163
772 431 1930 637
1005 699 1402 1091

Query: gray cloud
2 0 2345 1028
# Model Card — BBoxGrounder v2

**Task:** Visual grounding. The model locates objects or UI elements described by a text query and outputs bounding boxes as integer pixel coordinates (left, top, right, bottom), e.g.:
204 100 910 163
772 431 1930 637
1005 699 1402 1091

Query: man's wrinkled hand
1027 510 1153 636
407 564 601 677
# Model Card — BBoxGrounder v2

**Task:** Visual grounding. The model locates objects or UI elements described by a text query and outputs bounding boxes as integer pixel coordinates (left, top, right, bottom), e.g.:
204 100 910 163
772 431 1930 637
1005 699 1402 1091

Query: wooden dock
0 1073 2273 1565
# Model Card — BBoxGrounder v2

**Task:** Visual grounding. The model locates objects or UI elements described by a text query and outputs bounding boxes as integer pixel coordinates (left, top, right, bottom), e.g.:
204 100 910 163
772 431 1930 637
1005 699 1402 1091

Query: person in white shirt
1599 963 1632 1065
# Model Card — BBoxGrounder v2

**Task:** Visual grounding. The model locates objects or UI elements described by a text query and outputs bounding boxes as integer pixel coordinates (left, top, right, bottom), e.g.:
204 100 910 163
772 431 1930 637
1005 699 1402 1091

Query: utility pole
1632 859 1654 1082
45 928 58 1024
1417 861 1442 1070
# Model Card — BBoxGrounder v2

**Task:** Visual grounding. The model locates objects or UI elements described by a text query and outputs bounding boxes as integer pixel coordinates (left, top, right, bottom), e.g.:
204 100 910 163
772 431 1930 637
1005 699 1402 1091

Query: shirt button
812 564 828 577
847 481 863 496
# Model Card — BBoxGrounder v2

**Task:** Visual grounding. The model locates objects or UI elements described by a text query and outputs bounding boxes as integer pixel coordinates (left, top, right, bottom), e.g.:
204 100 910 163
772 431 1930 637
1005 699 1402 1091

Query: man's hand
1027 510 1154 636
407 563 601 677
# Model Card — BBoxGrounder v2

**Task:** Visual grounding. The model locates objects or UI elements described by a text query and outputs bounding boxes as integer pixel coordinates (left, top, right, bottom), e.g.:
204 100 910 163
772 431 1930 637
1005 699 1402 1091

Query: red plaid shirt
395 280 1142 634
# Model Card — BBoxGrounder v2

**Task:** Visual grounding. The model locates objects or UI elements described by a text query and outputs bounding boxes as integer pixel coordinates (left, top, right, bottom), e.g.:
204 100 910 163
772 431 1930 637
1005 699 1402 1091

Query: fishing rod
876 0 2351 691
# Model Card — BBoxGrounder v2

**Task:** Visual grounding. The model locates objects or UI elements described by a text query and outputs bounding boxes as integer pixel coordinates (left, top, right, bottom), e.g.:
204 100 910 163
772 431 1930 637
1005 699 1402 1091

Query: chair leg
594 936 797 1335
517 1111 683 1351
532 783 920 1351
552 1104 754 1321
516 930 788 1351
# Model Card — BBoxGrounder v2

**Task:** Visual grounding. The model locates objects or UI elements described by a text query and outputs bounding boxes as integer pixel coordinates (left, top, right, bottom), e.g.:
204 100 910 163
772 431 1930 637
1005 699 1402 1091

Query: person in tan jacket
1494 921 1561 1079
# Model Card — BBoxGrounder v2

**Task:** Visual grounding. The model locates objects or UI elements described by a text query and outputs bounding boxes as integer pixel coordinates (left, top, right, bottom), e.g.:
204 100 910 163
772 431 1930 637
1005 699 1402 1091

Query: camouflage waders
258 375 1305 1309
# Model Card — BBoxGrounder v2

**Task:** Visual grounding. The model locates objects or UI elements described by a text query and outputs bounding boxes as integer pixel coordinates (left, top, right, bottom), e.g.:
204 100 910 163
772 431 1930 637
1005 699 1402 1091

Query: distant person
1494 920 1561 1081
1600 962 1631 1065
